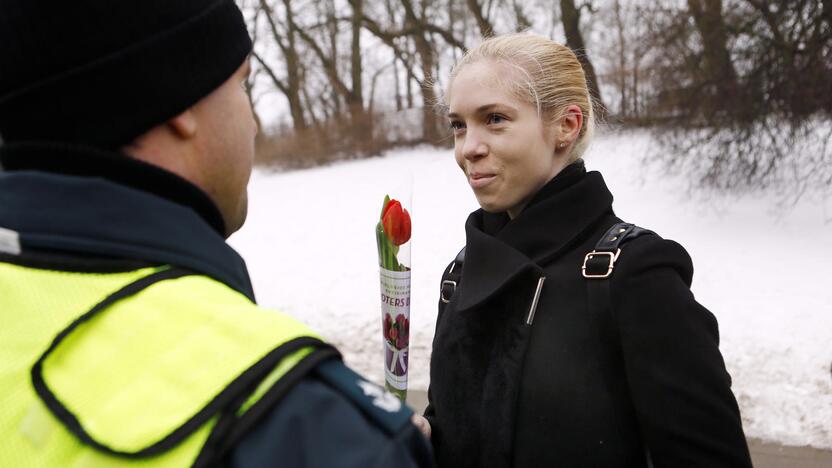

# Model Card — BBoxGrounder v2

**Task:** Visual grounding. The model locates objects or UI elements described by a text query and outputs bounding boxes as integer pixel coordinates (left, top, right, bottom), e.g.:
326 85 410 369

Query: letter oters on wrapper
375 195 411 400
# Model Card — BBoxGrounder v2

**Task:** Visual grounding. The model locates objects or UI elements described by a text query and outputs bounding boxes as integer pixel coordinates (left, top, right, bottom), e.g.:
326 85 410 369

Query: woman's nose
462 131 488 161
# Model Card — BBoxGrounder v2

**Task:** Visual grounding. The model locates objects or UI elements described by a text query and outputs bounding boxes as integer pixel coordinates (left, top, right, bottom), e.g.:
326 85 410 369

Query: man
0 1 434 466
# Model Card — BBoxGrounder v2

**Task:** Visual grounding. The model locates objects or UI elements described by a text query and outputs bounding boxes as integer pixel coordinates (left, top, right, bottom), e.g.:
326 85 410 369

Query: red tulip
382 199 412 246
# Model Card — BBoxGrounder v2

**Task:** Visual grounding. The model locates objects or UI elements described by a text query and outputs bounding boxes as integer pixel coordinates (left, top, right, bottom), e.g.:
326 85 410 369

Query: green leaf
375 224 385 266
387 238 395 270
380 194 390 219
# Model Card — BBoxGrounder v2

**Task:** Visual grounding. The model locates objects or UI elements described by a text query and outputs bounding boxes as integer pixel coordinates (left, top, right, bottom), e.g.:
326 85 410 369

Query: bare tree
401 0 441 141
466 0 495 37
687 0 743 119
824 0 832 27
641 0 832 198
687 0 737 83
612 0 627 118
560 0 606 120
598 0 653 121
292 0 374 150
511 0 533 32
252 0 308 131
357 0 465 142
291 5 348 115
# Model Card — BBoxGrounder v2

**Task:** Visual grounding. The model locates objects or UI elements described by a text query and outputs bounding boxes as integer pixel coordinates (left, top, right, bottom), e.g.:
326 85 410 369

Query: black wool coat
424 163 752 468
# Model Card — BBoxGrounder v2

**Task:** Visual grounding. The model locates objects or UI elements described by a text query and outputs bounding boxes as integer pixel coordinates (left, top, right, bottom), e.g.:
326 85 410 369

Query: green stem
385 382 407 401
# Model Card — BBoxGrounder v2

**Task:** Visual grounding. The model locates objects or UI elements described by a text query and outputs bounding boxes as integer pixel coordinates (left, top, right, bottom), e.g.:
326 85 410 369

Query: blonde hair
446 33 596 160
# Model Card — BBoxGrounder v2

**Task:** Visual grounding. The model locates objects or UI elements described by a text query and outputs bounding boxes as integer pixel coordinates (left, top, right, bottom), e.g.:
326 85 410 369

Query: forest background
240 0 832 202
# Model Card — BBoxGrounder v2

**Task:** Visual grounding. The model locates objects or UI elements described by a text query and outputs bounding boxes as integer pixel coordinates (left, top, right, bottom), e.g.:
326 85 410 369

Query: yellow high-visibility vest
0 261 326 467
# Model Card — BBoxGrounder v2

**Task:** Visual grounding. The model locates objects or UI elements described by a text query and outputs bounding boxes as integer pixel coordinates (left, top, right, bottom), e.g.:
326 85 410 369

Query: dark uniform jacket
424 162 751 467
0 142 435 468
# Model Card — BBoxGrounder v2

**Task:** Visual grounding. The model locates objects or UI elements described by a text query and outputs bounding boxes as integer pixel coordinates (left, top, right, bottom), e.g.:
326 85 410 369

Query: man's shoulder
313 359 414 433
227 360 434 468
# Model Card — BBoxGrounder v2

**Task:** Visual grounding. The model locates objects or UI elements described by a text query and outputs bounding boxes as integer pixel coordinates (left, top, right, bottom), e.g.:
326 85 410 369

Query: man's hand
411 414 431 439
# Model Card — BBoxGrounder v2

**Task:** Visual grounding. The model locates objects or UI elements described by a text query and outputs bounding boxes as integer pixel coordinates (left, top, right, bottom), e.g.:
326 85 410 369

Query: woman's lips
469 172 497 189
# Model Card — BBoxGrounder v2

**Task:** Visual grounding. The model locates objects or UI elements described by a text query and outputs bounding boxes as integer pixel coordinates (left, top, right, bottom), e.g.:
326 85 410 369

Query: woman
418 34 752 467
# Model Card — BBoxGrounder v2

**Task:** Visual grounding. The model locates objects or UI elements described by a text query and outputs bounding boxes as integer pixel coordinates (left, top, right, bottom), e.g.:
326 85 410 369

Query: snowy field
229 131 832 449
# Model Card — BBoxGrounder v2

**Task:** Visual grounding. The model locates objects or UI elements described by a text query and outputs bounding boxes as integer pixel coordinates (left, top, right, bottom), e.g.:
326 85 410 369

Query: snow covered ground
229 131 832 449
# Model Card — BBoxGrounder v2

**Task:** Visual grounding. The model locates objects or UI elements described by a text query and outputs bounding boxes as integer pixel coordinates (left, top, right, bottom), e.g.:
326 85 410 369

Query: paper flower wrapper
375 195 411 400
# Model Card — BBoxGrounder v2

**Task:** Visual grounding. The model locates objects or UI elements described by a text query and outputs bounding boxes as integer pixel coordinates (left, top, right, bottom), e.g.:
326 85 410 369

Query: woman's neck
506 159 586 220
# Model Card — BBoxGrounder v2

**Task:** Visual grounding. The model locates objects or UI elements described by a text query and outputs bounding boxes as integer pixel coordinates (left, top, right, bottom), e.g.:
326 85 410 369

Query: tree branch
252 50 289 96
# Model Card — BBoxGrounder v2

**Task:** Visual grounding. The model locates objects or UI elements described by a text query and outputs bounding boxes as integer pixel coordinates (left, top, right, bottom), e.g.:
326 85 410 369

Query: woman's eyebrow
448 103 517 119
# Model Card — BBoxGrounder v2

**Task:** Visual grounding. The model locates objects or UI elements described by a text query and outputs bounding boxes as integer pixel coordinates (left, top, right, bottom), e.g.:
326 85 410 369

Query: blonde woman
419 34 752 468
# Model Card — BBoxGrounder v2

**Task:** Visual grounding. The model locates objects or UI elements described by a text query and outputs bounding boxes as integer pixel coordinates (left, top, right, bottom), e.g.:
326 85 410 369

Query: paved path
746 439 832 468
404 390 832 467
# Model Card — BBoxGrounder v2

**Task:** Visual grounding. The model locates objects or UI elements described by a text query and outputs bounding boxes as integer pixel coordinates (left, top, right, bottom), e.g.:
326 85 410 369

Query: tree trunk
393 58 403 112
279 0 307 131
406 70 414 109
687 0 739 87
560 0 606 120
511 0 532 32
301 84 322 129
414 35 440 142
257 0 308 131
631 51 642 120
283 50 307 131
613 0 628 118
350 0 364 113
466 0 494 37
824 0 832 26
401 0 441 142
349 0 371 150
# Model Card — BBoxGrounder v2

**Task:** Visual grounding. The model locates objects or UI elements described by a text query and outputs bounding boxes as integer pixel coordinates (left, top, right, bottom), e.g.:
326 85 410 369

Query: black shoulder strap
582 222 652 371
439 247 466 305
582 223 655 279
583 222 656 468
582 222 656 334
192 345 340 467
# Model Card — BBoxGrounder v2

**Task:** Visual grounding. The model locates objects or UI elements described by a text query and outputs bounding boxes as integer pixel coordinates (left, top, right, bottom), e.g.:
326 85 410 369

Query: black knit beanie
0 0 252 148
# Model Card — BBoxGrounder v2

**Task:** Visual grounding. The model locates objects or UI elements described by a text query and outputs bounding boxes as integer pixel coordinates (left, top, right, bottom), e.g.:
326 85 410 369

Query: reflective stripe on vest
0 261 322 467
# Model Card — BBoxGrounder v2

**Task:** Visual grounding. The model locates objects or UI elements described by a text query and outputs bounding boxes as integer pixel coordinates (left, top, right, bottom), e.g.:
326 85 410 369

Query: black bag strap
192 345 341 467
582 223 655 279
584 222 656 468
439 247 466 305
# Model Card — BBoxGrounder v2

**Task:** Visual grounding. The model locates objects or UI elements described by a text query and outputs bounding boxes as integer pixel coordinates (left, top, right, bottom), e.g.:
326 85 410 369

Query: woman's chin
475 198 508 214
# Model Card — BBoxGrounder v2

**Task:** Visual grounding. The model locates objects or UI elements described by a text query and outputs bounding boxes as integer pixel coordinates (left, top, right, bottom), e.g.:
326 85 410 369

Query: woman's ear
167 110 198 140
557 105 583 145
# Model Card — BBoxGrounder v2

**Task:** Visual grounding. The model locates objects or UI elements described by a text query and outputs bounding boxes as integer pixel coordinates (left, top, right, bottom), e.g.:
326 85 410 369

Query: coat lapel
454 166 614 313
455 221 541 312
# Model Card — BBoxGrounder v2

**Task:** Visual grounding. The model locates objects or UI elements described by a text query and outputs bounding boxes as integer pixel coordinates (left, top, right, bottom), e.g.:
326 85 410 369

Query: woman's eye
449 121 466 132
487 113 506 125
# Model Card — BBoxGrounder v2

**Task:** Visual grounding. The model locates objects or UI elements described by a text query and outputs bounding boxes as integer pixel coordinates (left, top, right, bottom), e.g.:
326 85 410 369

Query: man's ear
168 110 198 139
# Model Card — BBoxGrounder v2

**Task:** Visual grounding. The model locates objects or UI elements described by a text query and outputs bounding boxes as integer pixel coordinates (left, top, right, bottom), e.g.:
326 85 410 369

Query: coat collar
0 143 255 301
455 162 614 312
0 141 227 235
